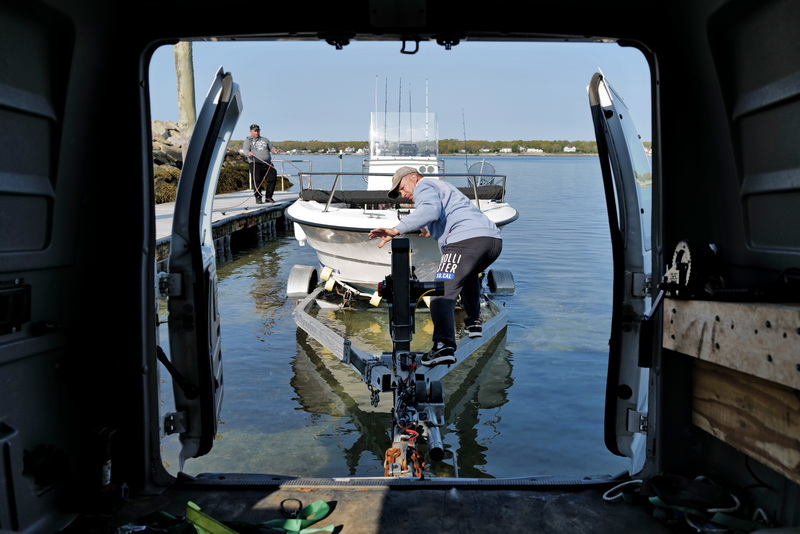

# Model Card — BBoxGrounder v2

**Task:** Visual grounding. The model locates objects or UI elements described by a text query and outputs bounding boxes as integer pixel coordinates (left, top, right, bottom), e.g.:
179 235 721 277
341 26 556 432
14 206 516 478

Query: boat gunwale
286 202 520 232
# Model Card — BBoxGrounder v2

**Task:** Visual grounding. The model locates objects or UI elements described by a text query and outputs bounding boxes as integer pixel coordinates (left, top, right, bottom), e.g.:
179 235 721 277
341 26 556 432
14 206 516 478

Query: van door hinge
162 411 187 437
631 272 649 298
157 272 183 297
627 409 648 433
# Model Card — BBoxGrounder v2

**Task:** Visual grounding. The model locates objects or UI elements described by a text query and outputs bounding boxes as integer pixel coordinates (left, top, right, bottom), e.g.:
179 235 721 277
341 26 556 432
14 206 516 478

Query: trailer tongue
290 238 513 476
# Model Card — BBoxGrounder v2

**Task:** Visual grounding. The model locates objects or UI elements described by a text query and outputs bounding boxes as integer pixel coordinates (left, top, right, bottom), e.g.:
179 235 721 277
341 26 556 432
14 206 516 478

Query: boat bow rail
293 170 510 211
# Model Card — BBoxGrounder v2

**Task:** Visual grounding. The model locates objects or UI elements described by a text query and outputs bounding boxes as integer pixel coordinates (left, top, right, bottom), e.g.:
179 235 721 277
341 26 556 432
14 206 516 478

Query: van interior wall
654 1 800 526
0 2 141 530
64 3 161 499
1 0 799 531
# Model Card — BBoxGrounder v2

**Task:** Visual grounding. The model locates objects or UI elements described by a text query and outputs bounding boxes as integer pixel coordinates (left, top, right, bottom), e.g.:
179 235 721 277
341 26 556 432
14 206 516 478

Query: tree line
232 139 615 155
439 139 598 154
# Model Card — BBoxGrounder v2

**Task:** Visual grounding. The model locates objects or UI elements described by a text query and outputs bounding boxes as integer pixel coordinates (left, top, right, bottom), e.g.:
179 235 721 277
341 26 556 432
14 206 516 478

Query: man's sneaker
421 343 456 367
463 321 483 338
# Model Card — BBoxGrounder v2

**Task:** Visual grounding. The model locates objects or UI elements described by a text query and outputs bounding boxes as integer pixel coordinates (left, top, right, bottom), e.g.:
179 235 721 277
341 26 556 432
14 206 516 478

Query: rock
152 119 246 172
152 120 185 170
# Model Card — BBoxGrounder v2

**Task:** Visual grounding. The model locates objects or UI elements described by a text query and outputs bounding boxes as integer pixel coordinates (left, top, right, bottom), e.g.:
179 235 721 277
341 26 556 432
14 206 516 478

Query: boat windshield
370 112 438 158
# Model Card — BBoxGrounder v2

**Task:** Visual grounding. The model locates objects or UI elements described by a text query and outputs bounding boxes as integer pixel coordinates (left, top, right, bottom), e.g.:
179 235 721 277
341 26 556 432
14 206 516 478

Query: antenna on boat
384 78 388 142
462 108 469 170
408 82 413 144
398 78 402 144
425 79 429 154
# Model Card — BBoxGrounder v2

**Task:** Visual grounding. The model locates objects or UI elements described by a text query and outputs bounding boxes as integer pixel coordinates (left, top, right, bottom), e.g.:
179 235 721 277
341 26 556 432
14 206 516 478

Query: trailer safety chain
384 447 403 476
363 362 381 407
410 447 426 478
333 284 357 308
383 444 426 478
368 384 380 407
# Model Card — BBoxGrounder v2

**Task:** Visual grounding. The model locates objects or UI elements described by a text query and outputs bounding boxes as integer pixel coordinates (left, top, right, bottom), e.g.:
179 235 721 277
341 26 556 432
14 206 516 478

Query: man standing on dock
368 166 503 367
244 123 278 204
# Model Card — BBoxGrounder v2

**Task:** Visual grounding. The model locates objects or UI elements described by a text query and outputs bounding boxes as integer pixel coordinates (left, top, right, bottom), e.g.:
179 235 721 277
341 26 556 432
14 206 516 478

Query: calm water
159 154 630 479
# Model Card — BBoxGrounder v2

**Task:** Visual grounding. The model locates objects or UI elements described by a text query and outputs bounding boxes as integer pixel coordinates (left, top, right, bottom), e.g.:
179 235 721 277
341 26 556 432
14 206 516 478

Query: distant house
500 147 512 153
563 146 577 152
526 148 544 154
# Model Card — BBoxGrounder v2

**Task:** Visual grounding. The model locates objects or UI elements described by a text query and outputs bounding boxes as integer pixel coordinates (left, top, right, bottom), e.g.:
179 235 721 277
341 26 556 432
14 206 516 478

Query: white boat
286 111 519 293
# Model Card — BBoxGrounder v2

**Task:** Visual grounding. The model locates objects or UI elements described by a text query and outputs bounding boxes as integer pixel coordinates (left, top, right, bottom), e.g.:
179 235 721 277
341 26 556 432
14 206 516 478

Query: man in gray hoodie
369 166 503 366
243 123 278 203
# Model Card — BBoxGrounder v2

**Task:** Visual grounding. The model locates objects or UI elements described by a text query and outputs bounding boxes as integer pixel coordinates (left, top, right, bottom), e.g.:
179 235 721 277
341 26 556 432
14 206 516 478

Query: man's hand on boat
368 227 400 248
368 227 429 248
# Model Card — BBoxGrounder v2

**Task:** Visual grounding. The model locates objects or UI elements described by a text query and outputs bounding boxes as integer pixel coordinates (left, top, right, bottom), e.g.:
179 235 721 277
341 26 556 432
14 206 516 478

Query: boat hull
286 199 518 289
300 224 440 288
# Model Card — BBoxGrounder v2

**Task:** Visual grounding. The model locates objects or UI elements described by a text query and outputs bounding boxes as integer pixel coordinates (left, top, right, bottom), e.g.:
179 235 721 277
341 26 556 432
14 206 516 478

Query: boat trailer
289 238 513 477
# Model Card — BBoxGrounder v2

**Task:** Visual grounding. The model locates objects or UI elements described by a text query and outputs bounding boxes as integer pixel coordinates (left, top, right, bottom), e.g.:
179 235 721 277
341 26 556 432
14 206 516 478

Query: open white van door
588 72 653 475
163 68 242 468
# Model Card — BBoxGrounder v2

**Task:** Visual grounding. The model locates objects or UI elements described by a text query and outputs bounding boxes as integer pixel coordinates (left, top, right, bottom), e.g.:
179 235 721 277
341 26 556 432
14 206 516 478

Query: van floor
66 482 683 533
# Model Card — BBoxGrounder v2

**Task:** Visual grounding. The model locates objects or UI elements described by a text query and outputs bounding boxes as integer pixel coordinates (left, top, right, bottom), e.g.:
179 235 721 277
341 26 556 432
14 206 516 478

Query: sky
148 40 651 143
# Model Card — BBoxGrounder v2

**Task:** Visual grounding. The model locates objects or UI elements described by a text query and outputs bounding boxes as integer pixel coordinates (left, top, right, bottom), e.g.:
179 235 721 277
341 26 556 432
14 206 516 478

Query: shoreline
273 152 599 157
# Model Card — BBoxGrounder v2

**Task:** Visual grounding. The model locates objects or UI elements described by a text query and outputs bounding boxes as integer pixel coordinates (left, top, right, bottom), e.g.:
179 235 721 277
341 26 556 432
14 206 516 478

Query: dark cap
388 166 418 198
250 124 260 130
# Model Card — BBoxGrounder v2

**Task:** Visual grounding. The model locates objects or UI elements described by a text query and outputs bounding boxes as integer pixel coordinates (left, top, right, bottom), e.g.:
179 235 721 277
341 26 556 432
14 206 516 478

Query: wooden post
174 41 196 162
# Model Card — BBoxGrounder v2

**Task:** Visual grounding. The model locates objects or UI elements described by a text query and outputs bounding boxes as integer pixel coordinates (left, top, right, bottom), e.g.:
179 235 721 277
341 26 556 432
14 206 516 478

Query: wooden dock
155 189 298 268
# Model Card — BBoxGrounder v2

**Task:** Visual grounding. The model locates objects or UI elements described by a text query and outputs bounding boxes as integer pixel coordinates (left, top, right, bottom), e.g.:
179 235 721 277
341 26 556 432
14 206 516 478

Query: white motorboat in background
286 110 519 295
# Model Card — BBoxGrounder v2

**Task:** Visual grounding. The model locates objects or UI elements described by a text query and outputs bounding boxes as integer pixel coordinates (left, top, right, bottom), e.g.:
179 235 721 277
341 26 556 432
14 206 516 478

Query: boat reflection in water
291 298 513 478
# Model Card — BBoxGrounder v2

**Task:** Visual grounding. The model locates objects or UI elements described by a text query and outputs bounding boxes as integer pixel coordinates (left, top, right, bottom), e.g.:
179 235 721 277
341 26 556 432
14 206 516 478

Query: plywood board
663 298 800 389
692 359 800 485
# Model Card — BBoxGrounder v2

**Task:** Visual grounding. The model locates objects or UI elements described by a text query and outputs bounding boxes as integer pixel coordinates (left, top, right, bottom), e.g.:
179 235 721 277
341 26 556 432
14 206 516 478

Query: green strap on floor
261 500 335 534
186 501 241 534
186 499 335 534
708 512 766 532
648 495 767 532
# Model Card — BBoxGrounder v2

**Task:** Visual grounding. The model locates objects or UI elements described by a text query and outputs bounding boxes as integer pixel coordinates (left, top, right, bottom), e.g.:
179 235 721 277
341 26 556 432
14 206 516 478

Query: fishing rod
398 78 402 145
425 80 429 154
408 82 413 145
